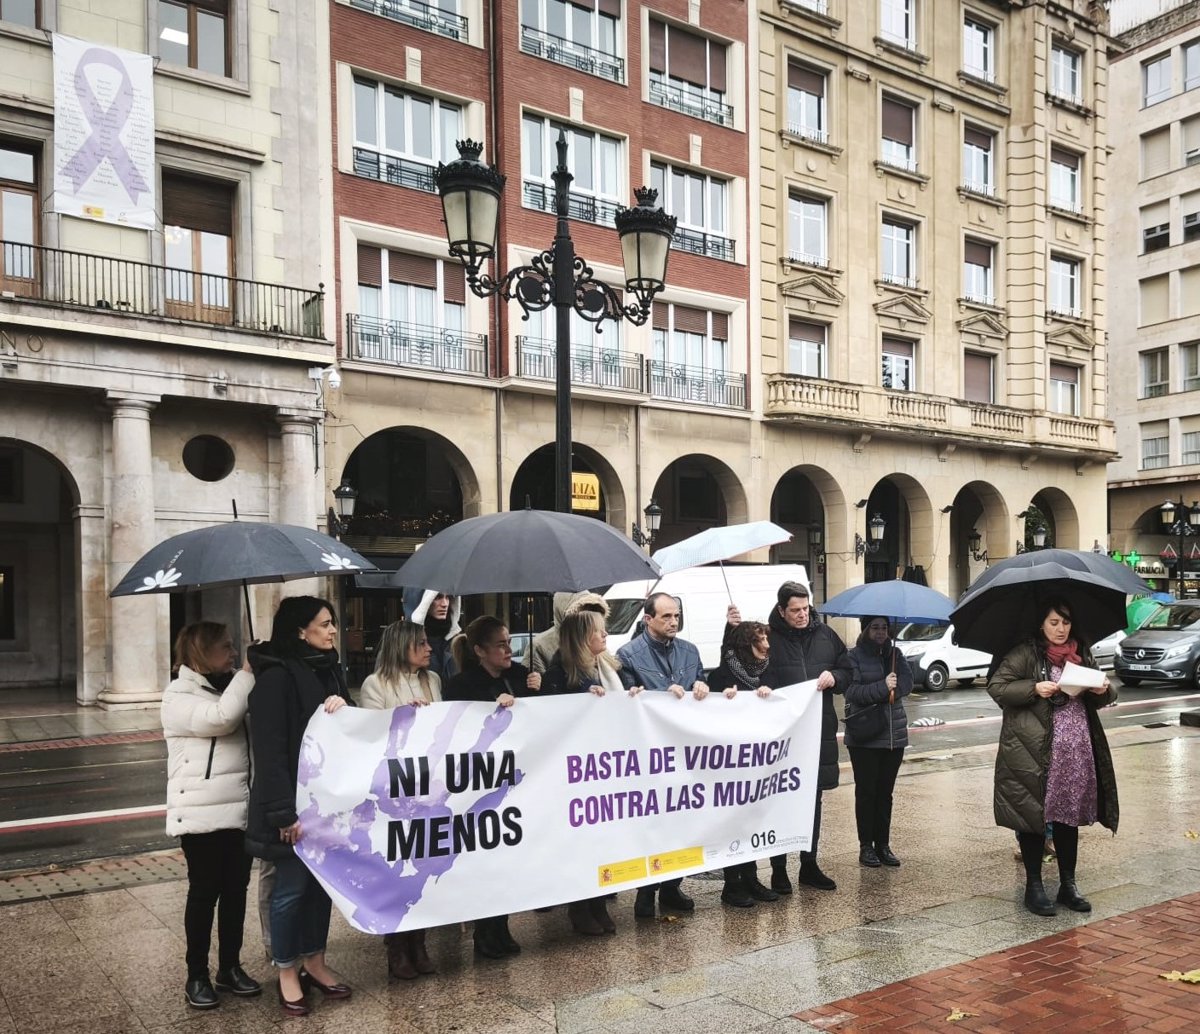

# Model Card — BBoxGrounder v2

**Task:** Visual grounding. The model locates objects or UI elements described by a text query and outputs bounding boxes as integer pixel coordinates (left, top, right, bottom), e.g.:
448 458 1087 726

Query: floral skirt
1043 695 1098 827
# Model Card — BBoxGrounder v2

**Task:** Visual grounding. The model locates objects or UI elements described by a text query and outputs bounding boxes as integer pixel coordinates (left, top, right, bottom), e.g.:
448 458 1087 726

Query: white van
894 622 992 691
604 564 810 671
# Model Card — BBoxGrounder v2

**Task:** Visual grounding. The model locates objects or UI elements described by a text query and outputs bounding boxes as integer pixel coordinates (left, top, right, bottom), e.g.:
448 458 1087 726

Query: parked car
1090 628 1125 670
894 622 992 692
1113 602 1200 687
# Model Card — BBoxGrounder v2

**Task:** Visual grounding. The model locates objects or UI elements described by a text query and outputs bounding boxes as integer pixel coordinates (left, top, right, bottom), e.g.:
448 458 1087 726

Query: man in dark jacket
763 580 851 893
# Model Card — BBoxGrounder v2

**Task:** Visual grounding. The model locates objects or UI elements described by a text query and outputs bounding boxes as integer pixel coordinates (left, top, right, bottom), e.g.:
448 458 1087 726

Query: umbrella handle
719 560 732 606
242 579 254 641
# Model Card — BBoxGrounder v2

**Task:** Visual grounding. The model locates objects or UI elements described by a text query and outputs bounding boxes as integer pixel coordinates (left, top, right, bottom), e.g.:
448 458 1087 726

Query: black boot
472 917 507 960
214 964 261 996
721 877 754 908
589 896 617 933
859 845 881 868
1056 880 1091 913
1023 877 1057 916
184 976 219 1010
745 873 780 902
875 845 901 867
770 861 793 895
798 854 836 890
496 915 521 955
634 887 656 918
658 883 694 914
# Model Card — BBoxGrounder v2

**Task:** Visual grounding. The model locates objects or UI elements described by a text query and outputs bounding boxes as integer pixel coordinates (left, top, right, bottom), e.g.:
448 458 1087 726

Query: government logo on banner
52 35 156 229
295 683 823 933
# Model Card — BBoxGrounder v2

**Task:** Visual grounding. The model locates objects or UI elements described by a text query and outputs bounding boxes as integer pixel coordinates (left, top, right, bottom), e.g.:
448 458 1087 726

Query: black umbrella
950 548 1152 658
110 522 377 637
392 508 661 596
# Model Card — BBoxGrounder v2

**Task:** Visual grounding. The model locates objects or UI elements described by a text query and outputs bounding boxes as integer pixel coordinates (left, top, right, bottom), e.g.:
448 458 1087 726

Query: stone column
100 392 163 709
76 504 108 706
276 410 319 529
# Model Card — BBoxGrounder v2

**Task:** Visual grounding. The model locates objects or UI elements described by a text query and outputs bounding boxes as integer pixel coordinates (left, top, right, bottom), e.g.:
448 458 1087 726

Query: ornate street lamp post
855 512 886 563
437 135 676 514
1159 497 1200 598
631 499 663 550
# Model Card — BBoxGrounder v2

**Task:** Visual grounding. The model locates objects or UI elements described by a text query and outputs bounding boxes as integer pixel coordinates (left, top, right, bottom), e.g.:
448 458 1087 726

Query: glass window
1184 211 1200 243
1049 362 1079 415
1144 223 1170 252
1049 255 1080 316
1186 41 1200 91
786 62 827 144
0 0 38 27
1144 54 1172 106
651 160 730 240
881 218 916 286
964 351 994 403
1049 148 1081 213
788 319 826 377
651 305 728 372
881 97 916 171
520 0 622 69
962 126 995 195
882 337 915 391
162 173 235 319
963 239 993 304
357 247 464 330
1141 349 1169 398
788 194 827 267
354 79 462 166
1051 44 1081 103
963 16 993 81
158 1 229 77
648 20 730 126
1141 434 1169 470
524 116 623 225
881 0 914 49
0 141 37 286
1183 430 1200 464
1183 343 1200 391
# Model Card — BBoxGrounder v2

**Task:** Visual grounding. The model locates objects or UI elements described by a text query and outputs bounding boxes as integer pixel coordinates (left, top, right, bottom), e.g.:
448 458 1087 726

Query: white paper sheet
1059 661 1105 696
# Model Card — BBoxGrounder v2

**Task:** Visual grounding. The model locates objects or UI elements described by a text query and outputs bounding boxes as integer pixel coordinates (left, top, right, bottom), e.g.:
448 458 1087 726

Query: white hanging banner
53 34 156 229
296 683 822 933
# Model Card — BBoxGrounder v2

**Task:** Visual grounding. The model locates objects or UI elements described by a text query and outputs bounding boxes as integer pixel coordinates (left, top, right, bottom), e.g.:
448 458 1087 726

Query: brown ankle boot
385 933 418 980
408 930 436 974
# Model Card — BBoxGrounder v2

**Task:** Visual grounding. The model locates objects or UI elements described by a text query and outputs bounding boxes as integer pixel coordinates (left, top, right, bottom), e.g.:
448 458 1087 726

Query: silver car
1113 603 1200 688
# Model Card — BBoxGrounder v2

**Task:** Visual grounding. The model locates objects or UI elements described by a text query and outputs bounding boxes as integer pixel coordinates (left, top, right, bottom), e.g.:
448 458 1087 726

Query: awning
353 554 404 590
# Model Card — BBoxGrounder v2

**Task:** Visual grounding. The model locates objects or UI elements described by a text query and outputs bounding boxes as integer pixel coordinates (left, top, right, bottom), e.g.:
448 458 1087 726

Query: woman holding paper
988 597 1118 918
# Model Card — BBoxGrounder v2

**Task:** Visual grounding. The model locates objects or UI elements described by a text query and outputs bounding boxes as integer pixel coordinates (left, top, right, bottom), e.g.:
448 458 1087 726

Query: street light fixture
1015 508 1048 554
631 498 663 550
1159 497 1200 598
808 525 825 566
855 513 886 562
437 136 676 514
967 527 988 563
328 477 357 539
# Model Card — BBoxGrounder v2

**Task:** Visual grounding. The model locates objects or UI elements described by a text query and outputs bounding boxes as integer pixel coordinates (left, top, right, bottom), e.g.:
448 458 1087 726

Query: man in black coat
763 580 851 893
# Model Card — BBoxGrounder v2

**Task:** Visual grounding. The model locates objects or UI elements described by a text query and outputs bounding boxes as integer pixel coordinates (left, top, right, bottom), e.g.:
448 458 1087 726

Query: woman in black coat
246 596 352 1017
845 616 913 869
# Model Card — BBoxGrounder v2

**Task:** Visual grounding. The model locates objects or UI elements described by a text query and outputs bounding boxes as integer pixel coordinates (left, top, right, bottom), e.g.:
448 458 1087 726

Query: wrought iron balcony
519 24 624 83
648 77 734 127
0 240 324 338
515 336 644 392
353 147 437 194
348 0 467 43
522 181 620 227
672 227 736 262
647 359 746 409
346 313 487 376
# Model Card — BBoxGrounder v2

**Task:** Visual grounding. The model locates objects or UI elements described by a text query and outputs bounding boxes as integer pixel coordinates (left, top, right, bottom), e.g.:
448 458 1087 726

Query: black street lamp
1159 497 1200 598
855 512 886 563
807 525 825 566
437 135 676 514
631 499 663 550
327 477 358 539
1015 508 1048 554
967 527 988 563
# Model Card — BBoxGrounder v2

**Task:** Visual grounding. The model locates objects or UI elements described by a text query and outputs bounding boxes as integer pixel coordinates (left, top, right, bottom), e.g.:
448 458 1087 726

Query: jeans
269 853 333 968
179 829 253 979
847 747 904 848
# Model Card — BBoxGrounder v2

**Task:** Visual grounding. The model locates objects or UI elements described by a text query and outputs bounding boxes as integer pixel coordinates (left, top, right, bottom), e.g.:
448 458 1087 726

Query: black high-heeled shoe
297 968 352 1000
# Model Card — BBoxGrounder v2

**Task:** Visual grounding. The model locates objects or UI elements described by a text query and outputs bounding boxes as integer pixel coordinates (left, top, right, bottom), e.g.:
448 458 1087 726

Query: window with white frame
1049 255 1080 317
1186 41 1200 90
1142 348 1169 398
651 303 729 372
880 0 915 49
1144 222 1170 252
1184 207 1200 242
1048 361 1079 415
353 78 462 192
356 246 465 331
881 96 916 171
786 61 827 144
964 351 994 403
882 336 915 391
524 305 620 359
963 238 994 304
788 318 827 377
1143 54 1171 105
962 125 995 195
523 115 622 225
519 0 623 82
1184 343 1200 390
1050 44 1081 103
788 194 827 267
963 15 993 81
881 217 917 287
349 0 467 43
1183 429 1200 464
1141 429 1169 470
1049 146 1081 213
648 19 732 127
650 160 732 261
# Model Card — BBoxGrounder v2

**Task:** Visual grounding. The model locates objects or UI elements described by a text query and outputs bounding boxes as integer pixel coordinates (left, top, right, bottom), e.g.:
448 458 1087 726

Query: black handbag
843 701 890 742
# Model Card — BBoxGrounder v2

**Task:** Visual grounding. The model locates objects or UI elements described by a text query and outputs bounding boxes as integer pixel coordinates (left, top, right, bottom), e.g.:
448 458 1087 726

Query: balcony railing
519 24 624 83
522 181 620 227
353 147 437 194
0 240 324 338
787 251 829 269
786 123 829 145
515 336 643 392
346 313 487 376
673 227 736 262
647 360 746 409
348 0 467 42
648 78 734 127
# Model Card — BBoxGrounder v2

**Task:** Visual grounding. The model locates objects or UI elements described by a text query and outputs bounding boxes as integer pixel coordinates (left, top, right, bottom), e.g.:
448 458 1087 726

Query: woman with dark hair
708 621 780 908
162 621 260 1009
246 596 353 1016
845 616 912 869
444 616 540 958
988 597 1118 917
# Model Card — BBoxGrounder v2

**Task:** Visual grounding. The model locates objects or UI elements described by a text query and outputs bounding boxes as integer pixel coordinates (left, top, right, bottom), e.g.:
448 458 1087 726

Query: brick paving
795 892 1200 1032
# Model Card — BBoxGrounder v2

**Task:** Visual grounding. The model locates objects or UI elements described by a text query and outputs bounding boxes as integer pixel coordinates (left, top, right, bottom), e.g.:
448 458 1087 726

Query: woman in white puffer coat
162 621 261 1011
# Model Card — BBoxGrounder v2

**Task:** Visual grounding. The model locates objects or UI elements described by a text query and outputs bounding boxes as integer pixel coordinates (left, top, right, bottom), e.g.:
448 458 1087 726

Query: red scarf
1044 639 1081 669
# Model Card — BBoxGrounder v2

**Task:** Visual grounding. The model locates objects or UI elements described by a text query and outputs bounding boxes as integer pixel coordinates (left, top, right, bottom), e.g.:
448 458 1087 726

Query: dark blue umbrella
821 580 954 624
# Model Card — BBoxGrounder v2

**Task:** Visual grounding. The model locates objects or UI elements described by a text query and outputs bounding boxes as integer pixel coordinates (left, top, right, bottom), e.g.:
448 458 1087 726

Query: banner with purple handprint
53 35 155 229
295 681 822 933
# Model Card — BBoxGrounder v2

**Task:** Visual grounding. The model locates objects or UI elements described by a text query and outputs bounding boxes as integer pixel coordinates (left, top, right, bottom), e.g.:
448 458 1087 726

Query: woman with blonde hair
360 620 440 980
161 621 260 1010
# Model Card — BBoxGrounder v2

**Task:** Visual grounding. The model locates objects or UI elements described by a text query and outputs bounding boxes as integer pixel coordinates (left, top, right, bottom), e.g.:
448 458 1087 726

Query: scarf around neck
725 649 768 690
1044 639 1081 669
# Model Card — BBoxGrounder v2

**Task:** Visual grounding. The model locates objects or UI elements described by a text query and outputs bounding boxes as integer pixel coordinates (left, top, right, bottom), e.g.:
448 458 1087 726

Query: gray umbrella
393 508 660 595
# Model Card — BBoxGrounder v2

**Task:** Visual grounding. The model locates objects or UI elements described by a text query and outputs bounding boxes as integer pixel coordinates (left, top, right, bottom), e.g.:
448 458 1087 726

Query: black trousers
180 828 253 978
847 747 904 848
771 790 823 870
1018 823 1079 880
